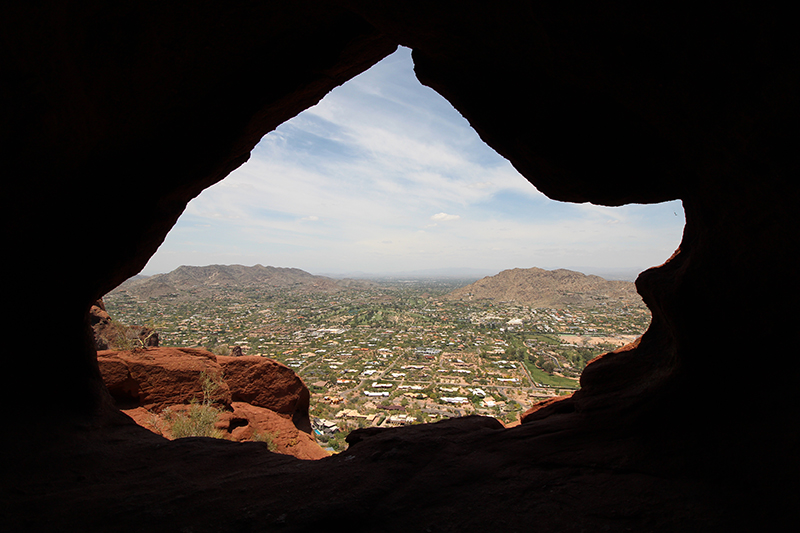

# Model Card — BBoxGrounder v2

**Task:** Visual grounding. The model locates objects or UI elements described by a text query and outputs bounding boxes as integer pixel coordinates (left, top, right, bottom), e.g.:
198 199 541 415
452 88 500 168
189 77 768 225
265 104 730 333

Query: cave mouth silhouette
4 3 798 531
121 45 687 438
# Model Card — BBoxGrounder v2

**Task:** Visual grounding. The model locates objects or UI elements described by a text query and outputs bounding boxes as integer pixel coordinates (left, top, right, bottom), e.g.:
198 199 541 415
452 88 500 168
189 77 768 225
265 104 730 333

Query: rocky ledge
97 347 328 461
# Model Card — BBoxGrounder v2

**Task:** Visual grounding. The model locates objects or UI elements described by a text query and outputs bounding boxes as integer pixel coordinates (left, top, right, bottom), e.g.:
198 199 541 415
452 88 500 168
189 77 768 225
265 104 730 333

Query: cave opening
6 4 798 530
100 46 685 454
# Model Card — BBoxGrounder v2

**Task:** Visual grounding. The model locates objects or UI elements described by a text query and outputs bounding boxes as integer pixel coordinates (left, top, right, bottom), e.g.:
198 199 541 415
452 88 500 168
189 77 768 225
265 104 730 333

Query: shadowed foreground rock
3 413 777 532
2 2 798 531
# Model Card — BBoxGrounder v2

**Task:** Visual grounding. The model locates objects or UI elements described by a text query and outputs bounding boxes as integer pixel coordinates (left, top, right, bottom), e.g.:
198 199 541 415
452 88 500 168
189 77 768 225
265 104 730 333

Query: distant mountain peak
445 267 643 308
110 264 374 299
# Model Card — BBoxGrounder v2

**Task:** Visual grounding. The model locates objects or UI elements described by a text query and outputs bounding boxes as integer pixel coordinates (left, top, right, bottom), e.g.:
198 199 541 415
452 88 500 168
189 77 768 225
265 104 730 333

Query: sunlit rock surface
97 347 326 460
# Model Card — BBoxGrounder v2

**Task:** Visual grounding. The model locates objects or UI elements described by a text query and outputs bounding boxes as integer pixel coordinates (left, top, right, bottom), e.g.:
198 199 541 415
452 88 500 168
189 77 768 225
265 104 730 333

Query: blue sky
142 47 684 278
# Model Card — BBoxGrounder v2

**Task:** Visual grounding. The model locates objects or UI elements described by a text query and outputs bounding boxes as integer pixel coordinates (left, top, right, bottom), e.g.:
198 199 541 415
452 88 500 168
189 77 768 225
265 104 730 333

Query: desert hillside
445 267 643 308
111 264 374 299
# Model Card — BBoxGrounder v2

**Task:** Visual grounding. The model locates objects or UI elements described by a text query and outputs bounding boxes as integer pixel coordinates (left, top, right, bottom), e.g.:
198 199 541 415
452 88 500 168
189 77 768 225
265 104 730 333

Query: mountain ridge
112 264 644 309
111 264 375 299
444 266 644 308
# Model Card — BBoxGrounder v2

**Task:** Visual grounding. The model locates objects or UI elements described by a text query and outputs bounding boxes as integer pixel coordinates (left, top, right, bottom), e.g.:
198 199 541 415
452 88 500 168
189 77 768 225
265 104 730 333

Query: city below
105 265 650 451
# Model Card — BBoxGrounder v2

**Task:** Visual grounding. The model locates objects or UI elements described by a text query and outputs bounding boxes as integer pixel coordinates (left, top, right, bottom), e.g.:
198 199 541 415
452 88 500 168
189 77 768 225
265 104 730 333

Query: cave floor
5 408 788 533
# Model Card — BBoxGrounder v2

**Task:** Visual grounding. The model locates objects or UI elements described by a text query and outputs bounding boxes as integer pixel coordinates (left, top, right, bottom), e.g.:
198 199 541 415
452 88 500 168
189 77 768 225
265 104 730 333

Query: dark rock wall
3 1 798 529
2 1 395 411
348 0 799 423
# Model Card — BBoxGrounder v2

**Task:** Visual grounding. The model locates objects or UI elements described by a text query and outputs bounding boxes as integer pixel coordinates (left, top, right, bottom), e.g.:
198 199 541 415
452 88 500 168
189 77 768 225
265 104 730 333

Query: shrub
162 403 224 439
107 320 136 350
200 371 222 406
158 371 226 440
252 429 279 452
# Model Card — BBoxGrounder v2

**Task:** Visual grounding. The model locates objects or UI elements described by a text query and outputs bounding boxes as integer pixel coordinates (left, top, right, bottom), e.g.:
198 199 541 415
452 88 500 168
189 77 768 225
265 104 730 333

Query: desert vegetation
150 372 225 440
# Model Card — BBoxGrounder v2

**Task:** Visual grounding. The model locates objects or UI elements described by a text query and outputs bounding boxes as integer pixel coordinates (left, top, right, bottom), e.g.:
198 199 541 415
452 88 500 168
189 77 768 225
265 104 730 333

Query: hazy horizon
141 47 685 279
130 262 651 283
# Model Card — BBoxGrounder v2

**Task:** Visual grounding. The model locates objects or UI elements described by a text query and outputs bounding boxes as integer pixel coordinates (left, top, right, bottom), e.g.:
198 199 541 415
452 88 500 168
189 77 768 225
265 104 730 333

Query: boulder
119 404 328 460
97 347 230 411
96 348 325 459
229 345 244 357
227 402 329 460
217 355 312 433
91 299 159 351
89 301 113 351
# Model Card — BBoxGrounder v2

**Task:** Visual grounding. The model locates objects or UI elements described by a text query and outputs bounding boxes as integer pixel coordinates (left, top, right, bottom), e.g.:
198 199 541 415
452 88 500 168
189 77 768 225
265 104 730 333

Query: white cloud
431 213 460 222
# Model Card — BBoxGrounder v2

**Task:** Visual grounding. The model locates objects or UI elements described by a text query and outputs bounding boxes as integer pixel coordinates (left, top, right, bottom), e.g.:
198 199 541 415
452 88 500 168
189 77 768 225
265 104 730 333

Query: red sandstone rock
89 303 113 351
96 348 314 431
228 402 329 460
97 347 231 411
217 355 312 433
119 404 328 460
91 299 159 351
97 348 326 460
118 406 164 435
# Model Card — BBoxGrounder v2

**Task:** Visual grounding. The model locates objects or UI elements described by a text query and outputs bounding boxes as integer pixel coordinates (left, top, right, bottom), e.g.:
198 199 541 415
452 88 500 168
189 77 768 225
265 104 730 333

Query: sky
142 47 685 279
